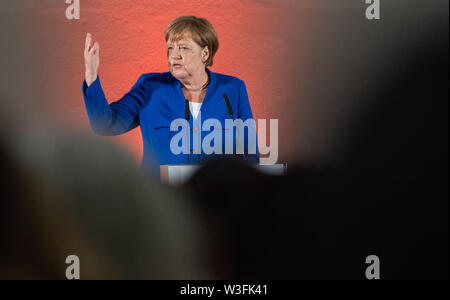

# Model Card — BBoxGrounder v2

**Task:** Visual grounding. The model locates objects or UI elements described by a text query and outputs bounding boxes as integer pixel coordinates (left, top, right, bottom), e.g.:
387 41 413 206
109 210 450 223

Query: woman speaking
83 16 259 174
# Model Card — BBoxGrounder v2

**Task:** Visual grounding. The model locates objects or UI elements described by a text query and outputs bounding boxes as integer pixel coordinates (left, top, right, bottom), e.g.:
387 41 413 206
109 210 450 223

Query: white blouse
189 101 203 119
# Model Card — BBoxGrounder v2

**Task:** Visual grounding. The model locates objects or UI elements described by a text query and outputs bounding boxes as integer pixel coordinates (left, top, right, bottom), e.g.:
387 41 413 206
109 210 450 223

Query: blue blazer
82 68 259 174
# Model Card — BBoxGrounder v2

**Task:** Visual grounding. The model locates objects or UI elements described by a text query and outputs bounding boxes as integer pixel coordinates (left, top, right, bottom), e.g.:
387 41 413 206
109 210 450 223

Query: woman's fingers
85 33 92 53
85 33 100 60
84 33 100 77
89 41 99 56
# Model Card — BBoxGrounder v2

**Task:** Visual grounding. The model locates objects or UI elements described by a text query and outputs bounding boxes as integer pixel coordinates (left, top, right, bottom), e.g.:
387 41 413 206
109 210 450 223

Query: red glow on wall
59 0 290 164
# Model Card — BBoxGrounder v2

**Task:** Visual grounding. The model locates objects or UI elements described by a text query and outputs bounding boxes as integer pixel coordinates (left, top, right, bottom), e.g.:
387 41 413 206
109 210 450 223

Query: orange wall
58 0 297 164
2 1 434 166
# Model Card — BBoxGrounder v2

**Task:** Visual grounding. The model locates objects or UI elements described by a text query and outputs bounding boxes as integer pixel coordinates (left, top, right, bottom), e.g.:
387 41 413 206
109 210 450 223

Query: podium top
160 163 287 185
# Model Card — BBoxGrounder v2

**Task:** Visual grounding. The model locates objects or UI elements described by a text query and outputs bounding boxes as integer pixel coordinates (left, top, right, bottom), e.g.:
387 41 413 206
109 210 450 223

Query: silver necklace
182 73 210 92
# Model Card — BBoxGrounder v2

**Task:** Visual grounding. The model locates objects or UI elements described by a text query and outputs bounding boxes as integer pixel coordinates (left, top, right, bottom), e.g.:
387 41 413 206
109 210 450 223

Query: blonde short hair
165 16 219 67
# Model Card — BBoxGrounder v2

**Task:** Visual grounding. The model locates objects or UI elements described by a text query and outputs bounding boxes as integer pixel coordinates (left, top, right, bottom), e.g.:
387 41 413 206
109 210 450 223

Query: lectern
160 163 287 185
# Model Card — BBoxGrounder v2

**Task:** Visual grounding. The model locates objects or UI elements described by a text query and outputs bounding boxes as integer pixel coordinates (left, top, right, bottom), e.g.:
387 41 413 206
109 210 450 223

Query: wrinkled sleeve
82 74 148 136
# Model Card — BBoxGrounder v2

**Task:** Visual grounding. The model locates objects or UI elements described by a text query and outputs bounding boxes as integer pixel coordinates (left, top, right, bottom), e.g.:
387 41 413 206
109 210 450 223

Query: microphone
185 99 190 163
223 93 245 160
185 99 190 121
222 93 234 118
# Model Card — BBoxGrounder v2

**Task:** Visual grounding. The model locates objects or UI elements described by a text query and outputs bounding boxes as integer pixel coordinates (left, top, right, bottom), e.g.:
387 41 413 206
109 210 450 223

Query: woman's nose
170 48 182 59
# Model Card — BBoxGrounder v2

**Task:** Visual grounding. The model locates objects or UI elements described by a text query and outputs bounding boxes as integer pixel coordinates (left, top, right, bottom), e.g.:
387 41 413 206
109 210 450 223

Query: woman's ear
202 46 209 63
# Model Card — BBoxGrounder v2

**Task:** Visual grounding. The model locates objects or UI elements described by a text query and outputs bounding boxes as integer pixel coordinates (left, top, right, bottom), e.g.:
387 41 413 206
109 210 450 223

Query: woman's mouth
172 63 183 69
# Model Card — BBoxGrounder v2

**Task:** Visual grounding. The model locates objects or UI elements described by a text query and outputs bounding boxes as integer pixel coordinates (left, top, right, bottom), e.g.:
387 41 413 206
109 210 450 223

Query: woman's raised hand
84 33 100 86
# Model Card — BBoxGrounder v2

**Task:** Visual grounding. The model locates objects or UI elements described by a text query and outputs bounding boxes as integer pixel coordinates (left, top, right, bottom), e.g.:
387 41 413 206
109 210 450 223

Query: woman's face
167 34 209 80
